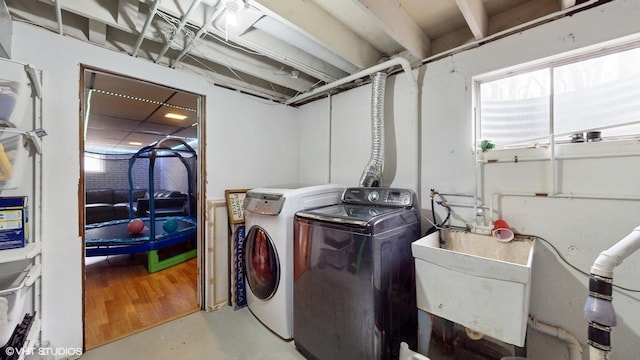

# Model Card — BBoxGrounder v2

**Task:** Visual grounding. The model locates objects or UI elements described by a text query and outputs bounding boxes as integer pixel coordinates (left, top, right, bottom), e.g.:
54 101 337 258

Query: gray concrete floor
79 306 304 360
79 306 454 360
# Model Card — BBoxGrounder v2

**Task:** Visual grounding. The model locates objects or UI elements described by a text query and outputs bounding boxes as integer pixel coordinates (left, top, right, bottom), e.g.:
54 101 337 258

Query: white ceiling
82 69 199 152
4 0 603 151
5 0 600 104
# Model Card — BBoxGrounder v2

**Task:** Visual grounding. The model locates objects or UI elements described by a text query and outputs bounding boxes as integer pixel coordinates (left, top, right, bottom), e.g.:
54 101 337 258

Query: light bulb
225 1 238 26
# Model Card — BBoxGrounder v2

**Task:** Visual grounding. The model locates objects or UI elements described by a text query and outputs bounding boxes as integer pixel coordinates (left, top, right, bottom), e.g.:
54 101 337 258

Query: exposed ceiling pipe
285 57 414 106
172 4 226 67
54 0 63 35
420 0 600 65
155 0 203 63
132 0 162 57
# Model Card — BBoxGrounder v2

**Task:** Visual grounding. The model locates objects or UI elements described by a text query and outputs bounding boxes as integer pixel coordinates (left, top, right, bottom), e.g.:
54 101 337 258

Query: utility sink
411 229 536 347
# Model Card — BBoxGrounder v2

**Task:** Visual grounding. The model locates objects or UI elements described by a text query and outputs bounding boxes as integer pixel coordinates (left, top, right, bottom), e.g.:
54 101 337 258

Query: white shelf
0 58 43 353
0 243 41 265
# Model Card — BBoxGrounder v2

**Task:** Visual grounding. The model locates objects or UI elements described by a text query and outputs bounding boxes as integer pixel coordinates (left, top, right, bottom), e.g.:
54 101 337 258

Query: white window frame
473 37 640 154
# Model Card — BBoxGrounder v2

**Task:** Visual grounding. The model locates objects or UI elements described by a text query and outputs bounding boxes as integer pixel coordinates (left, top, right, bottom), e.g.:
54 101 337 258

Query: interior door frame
78 65 207 349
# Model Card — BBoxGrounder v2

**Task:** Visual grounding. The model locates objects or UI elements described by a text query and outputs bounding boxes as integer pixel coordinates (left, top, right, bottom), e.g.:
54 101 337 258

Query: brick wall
85 155 194 193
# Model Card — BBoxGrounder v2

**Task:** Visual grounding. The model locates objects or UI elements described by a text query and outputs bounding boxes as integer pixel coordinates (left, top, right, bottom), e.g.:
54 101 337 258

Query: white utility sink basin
412 229 536 347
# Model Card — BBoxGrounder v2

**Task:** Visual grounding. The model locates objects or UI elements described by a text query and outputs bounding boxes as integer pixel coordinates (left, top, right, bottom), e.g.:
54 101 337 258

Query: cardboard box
0 196 28 250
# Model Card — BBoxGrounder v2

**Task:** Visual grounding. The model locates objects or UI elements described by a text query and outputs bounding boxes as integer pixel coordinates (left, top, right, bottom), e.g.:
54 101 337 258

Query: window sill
478 138 640 163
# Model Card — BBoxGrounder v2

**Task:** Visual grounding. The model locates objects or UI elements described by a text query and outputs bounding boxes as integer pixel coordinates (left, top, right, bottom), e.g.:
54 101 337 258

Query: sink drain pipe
527 315 582 360
584 225 640 360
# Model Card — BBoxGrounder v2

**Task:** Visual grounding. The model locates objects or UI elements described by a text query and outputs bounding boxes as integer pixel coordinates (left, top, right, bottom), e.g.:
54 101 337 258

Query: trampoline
84 138 198 273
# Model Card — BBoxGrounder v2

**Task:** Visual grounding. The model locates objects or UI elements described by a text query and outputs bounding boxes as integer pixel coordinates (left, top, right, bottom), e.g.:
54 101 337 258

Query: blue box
0 196 28 250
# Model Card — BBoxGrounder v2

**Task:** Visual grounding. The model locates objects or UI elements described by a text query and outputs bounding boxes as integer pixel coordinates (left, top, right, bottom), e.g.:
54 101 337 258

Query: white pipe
589 346 608 360
155 0 203 63
172 4 226 67
584 225 640 359
420 0 600 65
327 93 333 183
590 226 640 278
549 69 558 196
54 0 63 35
132 0 161 57
285 57 414 105
528 316 582 360
409 68 420 202
473 107 480 224
489 191 640 226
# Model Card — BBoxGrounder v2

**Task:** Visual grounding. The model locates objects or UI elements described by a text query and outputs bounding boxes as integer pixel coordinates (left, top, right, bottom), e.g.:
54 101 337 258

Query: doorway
80 67 205 350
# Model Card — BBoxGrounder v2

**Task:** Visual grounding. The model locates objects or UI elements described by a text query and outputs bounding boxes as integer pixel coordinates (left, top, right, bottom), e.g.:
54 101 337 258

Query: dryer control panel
342 187 415 207
243 192 285 215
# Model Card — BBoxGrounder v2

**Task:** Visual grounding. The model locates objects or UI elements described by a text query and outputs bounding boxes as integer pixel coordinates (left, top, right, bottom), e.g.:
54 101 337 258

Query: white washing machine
242 184 345 340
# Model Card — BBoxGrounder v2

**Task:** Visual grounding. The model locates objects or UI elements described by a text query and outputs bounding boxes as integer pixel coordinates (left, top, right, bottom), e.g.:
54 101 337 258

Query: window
477 42 640 149
84 153 104 173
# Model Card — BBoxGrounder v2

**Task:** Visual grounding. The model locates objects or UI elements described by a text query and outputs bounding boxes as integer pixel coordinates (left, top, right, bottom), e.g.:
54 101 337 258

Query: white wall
298 74 420 190
299 1 640 359
11 22 298 354
10 0 640 357
296 98 331 184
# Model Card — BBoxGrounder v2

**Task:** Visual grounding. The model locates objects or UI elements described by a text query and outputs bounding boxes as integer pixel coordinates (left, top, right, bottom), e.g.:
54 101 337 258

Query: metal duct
359 72 387 187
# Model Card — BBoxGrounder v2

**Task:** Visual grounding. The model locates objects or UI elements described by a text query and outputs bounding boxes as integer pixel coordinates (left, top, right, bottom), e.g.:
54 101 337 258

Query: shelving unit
0 57 44 357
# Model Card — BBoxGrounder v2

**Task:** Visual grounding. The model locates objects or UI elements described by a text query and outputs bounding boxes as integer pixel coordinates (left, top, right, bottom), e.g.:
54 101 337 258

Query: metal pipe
172 4 225 67
359 72 387 187
132 0 161 57
155 0 203 63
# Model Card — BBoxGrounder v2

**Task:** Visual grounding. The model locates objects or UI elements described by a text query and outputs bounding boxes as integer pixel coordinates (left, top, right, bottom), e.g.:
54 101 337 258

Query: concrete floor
80 307 304 360
79 306 454 360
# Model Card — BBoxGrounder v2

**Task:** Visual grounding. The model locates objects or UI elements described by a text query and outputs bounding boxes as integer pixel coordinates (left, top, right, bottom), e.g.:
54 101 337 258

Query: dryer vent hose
359 72 387 188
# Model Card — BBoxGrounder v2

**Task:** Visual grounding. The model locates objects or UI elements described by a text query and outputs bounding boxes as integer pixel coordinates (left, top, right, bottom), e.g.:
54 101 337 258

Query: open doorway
79 67 205 350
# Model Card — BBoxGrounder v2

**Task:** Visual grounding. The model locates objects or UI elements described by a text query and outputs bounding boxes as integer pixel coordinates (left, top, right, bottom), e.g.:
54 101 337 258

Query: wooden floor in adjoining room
84 253 199 350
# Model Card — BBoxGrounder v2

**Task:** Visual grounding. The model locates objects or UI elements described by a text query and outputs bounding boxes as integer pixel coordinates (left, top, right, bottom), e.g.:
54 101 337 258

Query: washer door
244 225 280 300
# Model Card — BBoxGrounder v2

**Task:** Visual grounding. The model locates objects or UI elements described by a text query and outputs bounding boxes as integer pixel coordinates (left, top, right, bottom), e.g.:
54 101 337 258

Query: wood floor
84 253 199 350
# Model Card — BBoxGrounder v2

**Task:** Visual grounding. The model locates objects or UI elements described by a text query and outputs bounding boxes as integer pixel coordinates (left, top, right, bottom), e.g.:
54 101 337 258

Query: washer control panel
243 192 285 215
342 187 414 207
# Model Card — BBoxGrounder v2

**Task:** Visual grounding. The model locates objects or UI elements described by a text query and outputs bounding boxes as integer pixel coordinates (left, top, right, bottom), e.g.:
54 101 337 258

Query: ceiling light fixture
165 113 188 120
225 1 238 26
128 141 143 146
